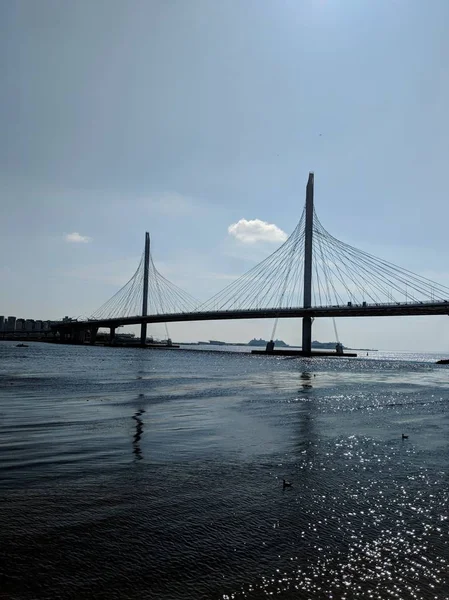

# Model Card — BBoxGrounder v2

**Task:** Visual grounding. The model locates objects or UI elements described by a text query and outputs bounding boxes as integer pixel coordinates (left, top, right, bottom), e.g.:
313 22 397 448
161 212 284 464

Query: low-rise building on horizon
7 316 16 331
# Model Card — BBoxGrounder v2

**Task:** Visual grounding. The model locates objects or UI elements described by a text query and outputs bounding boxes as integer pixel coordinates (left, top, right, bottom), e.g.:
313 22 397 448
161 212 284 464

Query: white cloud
228 218 288 244
64 232 92 243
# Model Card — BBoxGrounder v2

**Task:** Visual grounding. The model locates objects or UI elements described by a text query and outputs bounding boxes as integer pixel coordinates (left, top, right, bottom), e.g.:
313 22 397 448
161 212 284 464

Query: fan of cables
197 213 306 312
312 211 449 306
90 250 199 319
197 208 449 312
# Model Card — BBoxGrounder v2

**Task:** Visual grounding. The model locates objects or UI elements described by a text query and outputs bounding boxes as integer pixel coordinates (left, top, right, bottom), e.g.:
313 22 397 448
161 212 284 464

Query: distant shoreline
178 341 378 352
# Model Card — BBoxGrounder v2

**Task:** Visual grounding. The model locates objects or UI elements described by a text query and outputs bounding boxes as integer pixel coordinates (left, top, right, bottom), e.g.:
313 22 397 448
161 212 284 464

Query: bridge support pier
70 328 85 344
110 327 116 345
302 316 312 356
140 323 147 346
90 326 98 345
265 340 275 353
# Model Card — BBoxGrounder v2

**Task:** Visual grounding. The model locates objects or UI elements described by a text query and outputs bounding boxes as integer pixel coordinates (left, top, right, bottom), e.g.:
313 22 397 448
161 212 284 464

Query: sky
1 0 449 351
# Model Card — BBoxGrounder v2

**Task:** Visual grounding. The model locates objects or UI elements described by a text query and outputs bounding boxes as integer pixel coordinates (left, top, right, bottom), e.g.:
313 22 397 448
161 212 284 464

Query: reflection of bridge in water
132 409 145 460
55 173 449 355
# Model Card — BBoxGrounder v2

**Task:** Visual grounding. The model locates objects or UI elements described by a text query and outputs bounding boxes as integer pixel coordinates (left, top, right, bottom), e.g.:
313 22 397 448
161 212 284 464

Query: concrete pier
252 349 357 357
90 326 98 344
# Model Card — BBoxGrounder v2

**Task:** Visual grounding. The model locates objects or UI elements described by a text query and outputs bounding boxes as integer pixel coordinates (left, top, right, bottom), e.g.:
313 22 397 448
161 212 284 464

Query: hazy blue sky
2 0 449 350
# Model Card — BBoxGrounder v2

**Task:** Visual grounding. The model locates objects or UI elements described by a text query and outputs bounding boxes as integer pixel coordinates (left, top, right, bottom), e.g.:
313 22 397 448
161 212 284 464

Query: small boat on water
16 343 28 347
436 359 449 364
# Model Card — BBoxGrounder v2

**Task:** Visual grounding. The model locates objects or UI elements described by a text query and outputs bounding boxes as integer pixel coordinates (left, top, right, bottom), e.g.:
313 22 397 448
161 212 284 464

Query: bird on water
402 433 409 439
283 479 292 489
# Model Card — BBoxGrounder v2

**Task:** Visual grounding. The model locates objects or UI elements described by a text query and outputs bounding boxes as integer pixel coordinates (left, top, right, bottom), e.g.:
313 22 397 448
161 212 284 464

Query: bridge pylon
140 232 150 346
301 172 314 355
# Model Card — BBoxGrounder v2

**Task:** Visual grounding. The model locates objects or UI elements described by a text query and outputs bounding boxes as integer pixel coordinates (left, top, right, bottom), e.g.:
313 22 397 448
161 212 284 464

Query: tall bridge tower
302 172 314 355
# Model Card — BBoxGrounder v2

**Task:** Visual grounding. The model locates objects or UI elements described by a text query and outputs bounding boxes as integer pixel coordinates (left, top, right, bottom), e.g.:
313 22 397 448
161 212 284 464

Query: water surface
1 341 449 599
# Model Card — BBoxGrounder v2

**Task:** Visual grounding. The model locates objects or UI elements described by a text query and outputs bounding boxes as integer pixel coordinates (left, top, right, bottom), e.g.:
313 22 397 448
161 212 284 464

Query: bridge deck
54 301 449 331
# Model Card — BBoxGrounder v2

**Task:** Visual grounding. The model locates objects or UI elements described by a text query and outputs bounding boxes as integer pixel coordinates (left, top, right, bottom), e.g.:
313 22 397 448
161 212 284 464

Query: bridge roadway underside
56 302 449 333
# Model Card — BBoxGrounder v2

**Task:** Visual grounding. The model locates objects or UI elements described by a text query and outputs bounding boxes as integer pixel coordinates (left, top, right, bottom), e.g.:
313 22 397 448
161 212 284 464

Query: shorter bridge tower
140 232 150 346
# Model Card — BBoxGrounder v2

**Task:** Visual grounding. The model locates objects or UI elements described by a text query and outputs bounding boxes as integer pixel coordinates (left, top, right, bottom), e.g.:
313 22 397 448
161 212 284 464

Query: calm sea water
1 341 449 599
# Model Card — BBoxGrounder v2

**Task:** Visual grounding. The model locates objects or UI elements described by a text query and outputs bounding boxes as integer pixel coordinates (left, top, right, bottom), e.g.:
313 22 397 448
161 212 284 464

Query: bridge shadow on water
291 371 319 481
132 408 145 460
299 370 314 390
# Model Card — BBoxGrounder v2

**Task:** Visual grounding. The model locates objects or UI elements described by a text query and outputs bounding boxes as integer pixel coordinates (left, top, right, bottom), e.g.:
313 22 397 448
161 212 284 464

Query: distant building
0 315 56 334
16 318 26 330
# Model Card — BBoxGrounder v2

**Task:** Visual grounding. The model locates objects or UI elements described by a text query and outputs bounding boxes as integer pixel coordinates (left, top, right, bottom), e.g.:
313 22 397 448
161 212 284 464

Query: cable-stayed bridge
55 174 449 354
